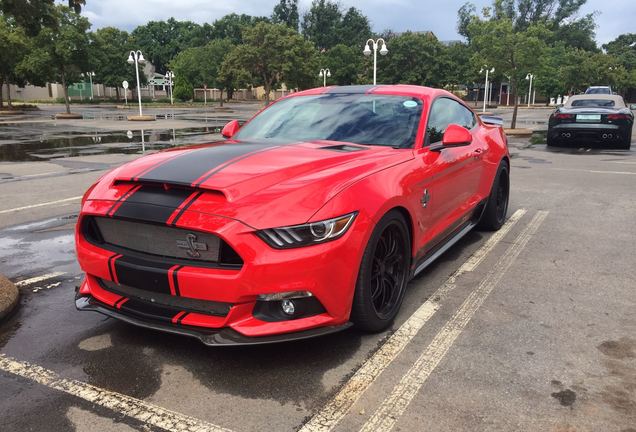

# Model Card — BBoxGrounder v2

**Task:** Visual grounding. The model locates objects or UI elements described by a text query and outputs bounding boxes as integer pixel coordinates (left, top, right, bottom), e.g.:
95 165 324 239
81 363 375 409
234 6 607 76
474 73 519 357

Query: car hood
90 139 412 228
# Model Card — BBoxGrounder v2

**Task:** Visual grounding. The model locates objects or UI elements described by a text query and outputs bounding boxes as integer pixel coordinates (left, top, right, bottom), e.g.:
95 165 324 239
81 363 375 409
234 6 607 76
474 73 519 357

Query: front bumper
76 199 370 343
76 295 352 345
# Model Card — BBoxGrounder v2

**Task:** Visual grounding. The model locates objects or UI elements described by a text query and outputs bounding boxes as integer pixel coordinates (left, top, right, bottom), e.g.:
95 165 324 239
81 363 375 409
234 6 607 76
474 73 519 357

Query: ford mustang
75 85 510 345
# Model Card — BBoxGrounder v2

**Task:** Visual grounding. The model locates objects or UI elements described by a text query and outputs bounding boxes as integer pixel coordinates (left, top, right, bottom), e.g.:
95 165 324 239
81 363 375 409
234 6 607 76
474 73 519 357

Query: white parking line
15 272 66 287
0 196 82 215
299 208 527 432
0 354 233 432
552 168 636 175
359 210 548 432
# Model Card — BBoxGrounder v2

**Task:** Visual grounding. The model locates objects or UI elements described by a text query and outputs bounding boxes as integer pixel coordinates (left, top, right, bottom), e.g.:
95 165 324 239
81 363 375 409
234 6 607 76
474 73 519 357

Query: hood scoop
320 144 368 153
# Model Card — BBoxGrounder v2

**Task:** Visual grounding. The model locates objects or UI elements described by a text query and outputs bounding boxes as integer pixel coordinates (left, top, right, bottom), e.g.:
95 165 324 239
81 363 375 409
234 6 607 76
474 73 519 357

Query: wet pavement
0 104 635 432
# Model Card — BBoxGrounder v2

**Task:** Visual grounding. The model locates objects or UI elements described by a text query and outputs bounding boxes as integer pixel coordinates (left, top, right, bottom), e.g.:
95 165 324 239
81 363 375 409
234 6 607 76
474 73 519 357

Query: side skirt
411 220 476 278
410 199 487 279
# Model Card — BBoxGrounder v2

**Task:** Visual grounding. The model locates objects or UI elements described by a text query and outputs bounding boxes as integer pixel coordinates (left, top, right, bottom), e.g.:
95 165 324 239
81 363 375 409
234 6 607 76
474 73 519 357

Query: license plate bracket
576 114 601 122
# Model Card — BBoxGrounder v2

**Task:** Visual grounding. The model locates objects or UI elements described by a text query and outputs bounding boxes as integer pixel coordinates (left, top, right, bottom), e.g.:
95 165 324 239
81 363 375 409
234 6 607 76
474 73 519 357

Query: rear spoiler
479 115 504 127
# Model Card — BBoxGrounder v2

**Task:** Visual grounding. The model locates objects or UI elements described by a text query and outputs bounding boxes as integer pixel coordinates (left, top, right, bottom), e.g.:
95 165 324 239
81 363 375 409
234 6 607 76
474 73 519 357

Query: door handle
473 148 484 158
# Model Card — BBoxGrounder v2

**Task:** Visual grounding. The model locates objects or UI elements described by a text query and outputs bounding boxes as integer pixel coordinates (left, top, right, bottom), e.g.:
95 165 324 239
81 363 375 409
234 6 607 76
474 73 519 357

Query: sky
81 0 636 45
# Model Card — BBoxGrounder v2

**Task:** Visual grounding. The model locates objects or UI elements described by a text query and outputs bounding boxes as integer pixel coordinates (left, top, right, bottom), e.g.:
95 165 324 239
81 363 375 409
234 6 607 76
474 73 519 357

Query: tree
170 39 235 103
338 7 371 47
17 5 91 113
209 13 269 45
0 14 28 108
222 22 318 104
301 0 342 50
0 0 56 35
323 44 362 85
377 32 446 87
466 17 550 127
132 18 208 74
89 27 138 100
272 0 299 31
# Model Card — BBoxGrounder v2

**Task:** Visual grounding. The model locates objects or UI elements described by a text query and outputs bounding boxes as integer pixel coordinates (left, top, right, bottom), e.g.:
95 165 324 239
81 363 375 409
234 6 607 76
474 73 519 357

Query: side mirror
441 124 472 147
221 120 240 138
630 104 636 110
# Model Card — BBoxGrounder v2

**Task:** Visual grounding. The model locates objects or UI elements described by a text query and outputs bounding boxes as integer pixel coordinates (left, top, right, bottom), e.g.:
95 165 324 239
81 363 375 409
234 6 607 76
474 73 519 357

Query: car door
411 97 481 258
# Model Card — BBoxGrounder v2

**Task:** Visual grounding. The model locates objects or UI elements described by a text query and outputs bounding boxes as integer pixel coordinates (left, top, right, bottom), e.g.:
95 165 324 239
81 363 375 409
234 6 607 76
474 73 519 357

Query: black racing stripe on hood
135 142 277 186
112 185 193 224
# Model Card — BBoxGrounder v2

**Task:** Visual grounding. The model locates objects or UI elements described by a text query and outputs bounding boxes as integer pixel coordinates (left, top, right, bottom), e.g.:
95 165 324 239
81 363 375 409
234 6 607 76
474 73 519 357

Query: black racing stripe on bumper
113 255 174 295
135 143 275 186
112 185 193 224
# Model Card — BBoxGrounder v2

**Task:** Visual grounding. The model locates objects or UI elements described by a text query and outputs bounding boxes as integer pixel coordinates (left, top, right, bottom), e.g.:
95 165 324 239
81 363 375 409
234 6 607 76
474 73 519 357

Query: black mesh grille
83 216 243 268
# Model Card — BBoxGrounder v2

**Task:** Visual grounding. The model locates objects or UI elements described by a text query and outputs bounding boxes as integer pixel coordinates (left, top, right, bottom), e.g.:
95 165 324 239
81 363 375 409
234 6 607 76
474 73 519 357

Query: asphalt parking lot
1 104 635 432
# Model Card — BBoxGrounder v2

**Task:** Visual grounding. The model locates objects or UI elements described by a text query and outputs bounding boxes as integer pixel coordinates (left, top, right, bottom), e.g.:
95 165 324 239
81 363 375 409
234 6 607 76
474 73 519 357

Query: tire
619 129 632 150
350 210 410 332
477 161 510 231
546 133 555 147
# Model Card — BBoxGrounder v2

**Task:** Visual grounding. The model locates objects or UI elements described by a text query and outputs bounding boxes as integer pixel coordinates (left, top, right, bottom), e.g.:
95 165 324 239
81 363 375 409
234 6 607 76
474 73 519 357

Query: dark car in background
547 94 634 149
585 86 613 95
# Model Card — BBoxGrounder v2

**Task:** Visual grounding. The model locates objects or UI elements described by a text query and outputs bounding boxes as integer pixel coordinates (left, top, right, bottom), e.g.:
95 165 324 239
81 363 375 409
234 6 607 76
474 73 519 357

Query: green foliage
131 18 209 74
376 32 446 87
17 5 91 112
170 39 234 91
89 27 140 98
272 0 299 31
301 0 343 50
339 8 372 47
322 44 362 85
301 1 371 50
0 14 28 106
0 0 56 35
208 14 270 45
222 22 318 103
172 75 194 101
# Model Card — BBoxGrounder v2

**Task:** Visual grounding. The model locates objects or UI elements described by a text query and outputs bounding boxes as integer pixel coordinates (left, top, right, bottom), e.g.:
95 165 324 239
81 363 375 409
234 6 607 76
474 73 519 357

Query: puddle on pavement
0 214 79 279
0 127 223 161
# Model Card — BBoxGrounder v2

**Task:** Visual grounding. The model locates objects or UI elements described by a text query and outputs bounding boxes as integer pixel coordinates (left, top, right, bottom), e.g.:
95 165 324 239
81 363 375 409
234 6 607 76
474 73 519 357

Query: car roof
587 86 611 89
291 85 454 102
565 94 625 108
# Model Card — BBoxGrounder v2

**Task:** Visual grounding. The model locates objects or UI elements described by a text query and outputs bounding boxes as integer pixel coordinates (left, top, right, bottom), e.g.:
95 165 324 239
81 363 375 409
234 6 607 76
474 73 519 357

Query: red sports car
75 85 510 345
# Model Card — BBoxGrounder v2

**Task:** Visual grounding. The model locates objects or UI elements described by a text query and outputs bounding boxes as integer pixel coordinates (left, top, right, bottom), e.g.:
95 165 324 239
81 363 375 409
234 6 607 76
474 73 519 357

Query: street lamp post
86 72 95 100
127 50 146 116
526 73 535 107
165 71 174 105
363 38 388 85
318 68 331 87
480 66 495 113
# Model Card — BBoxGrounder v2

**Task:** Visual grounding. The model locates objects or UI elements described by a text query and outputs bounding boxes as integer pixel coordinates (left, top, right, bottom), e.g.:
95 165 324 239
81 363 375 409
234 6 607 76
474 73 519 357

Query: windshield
571 99 616 108
235 94 424 148
585 88 611 94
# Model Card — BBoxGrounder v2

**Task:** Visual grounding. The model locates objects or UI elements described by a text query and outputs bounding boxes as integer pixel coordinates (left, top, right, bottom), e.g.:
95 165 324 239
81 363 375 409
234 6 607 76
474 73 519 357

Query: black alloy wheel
351 211 410 332
370 224 408 319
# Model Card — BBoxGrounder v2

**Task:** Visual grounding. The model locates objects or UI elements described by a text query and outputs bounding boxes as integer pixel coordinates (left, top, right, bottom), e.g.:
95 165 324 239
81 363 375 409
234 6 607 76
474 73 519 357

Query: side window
426 98 476 145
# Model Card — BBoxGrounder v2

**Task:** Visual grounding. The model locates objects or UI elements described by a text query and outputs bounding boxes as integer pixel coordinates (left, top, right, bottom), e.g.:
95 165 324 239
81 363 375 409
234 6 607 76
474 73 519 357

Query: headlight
256 212 357 249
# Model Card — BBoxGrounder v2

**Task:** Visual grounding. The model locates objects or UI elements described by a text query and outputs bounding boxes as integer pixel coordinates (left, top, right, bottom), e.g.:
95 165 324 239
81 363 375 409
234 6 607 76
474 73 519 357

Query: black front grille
83 216 243 268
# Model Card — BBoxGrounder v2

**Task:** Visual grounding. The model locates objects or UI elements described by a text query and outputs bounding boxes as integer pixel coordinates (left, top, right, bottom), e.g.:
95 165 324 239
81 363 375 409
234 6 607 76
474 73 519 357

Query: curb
0 274 19 321
504 128 533 137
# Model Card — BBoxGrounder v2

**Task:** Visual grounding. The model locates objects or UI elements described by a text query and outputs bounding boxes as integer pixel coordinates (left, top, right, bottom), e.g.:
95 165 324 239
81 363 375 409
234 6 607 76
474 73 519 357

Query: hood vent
320 144 368 152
